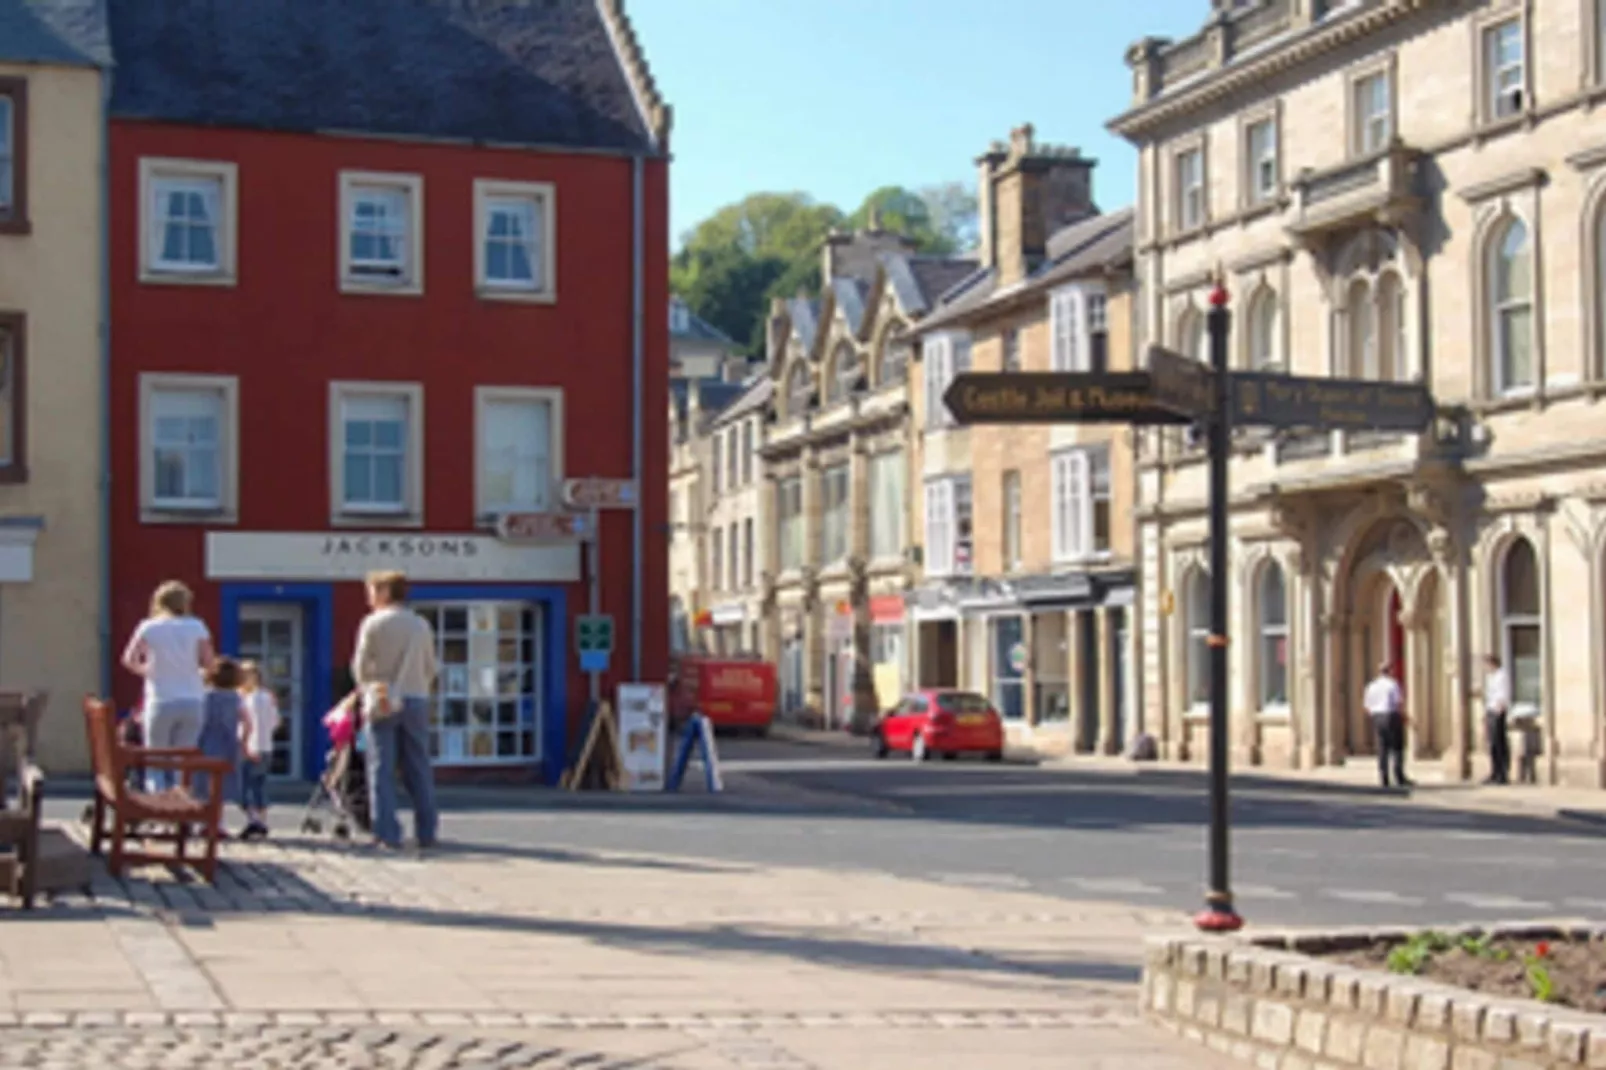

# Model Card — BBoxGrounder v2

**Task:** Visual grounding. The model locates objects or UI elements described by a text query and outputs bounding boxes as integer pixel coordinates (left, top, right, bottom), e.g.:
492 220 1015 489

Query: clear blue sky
626 0 1204 248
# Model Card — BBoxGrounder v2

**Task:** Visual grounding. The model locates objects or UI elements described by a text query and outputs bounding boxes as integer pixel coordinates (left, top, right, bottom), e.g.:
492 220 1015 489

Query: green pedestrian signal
576 614 615 655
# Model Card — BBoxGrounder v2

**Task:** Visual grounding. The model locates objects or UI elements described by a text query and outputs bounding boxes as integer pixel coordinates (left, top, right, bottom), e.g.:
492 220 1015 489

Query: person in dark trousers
1480 653 1511 785
1362 660 1411 789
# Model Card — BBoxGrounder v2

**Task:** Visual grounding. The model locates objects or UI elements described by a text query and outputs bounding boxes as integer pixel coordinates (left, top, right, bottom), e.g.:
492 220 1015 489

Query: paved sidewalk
0 824 1239 1069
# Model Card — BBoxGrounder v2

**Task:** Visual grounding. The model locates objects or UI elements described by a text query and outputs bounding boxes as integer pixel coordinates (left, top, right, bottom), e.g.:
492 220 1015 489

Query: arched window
1596 204 1606 375
1489 217 1534 394
1185 569 1212 708
826 342 862 403
1247 288 1280 371
878 328 909 386
1376 271 1404 381
1346 278 1374 378
1177 309 1206 363
1257 561 1289 708
785 362 813 417
1499 537 1542 710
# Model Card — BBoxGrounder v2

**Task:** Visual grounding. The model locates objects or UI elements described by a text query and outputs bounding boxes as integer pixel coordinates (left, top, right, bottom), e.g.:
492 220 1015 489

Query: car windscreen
935 692 991 714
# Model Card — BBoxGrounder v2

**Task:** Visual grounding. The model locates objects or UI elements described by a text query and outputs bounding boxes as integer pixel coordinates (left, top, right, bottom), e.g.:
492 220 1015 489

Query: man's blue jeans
362 697 439 847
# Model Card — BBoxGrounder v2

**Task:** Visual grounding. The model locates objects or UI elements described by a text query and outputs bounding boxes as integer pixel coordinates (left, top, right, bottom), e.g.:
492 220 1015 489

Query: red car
872 689 1005 762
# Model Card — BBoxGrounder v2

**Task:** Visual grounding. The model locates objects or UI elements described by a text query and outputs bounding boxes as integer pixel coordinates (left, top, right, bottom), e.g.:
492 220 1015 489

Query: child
195 657 243 819
237 660 280 840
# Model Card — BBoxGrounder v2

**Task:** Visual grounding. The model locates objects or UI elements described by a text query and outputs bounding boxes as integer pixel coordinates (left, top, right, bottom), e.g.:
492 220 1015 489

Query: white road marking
1234 883 1298 900
1324 889 1425 905
932 872 1029 889
1444 831 1507 842
1061 877 1165 896
1562 898 1606 913
1444 893 1553 911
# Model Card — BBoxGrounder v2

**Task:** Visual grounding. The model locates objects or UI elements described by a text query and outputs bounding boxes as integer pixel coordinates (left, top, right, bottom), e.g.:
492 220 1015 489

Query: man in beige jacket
352 569 439 849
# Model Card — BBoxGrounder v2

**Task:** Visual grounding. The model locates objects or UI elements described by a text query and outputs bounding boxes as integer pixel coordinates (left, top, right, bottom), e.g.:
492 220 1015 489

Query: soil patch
1327 932 1606 1014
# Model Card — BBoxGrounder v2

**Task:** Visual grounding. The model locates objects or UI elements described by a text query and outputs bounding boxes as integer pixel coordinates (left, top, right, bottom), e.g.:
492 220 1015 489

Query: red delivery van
671 656 778 734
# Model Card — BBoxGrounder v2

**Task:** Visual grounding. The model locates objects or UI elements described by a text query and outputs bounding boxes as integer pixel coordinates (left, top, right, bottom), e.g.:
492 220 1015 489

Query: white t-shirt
242 689 281 757
1363 675 1403 715
125 615 210 706
1484 669 1510 714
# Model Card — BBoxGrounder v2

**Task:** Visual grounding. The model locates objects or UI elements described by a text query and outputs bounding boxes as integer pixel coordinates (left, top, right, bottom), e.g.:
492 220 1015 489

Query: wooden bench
0 691 46 908
82 697 229 882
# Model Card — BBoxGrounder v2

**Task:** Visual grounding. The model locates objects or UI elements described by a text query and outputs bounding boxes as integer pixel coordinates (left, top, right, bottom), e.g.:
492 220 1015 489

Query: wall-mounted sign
563 478 638 511
205 532 581 583
944 372 1191 426
495 511 591 543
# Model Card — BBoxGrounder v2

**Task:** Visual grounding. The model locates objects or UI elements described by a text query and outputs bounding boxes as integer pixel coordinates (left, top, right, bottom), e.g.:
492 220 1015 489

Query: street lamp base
1193 907 1244 933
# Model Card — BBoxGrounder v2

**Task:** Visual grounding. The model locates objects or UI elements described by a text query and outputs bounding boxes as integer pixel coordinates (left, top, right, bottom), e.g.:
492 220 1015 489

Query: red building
104 0 670 783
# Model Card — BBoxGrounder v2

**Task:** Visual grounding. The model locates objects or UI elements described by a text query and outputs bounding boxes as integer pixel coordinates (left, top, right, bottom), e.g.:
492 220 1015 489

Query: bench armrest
119 745 204 759
139 753 229 774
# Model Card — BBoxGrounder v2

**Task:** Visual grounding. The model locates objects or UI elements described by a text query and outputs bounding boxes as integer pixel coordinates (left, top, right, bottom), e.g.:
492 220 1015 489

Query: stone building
760 227 975 727
908 125 1142 755
699 376 771 655
1111 0 1606 786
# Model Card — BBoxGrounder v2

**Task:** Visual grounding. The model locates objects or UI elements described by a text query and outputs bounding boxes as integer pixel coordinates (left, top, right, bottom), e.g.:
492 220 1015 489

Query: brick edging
1140 922 1606 1068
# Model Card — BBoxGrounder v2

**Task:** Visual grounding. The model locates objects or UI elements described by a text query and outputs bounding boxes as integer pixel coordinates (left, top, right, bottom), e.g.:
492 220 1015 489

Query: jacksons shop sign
204 531 582 583
318 534 481 559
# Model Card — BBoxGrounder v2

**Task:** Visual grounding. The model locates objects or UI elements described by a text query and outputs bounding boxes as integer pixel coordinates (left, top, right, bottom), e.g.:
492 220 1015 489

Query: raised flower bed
1141 921 1606 1069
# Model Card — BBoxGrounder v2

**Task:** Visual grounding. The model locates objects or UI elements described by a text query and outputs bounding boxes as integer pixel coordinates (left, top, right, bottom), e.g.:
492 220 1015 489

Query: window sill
1257 704 1292 722
1471 112 1529 144
1053 552 1115 568
0 217 32 236
142 506 237 526
0 465 29 485
330 511 424 530
339 276 423 298
1183 705 1210 724
138 266 237 288
476 285 556 305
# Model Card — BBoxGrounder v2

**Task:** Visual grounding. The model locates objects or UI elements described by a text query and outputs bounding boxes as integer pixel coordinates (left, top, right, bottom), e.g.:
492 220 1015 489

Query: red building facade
104 0 670 783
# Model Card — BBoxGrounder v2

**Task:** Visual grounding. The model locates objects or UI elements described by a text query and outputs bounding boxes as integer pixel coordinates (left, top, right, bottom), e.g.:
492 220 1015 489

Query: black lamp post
1195 279 1243 934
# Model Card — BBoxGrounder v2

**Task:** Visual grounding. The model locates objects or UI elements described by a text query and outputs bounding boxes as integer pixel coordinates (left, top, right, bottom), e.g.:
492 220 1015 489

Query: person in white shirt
121 580 215 792
237 660 282 840
1361 660 1411 789
351 569 440 850
1481 654 1511 785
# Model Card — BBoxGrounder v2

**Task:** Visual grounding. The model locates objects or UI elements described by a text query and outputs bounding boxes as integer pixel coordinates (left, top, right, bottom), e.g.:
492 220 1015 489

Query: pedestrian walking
1480 653 1511 785
120 580 215 792
196 657 243 811
351 570 440 850
1362 661 1411 789
237 660 281 840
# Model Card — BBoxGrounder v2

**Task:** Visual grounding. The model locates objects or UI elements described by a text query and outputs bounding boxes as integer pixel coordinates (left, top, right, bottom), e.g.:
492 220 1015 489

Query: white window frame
923 475 972 578
1002 469 1022 572
869 449 905 562
1488 216 1536 397
1351 70 1393 157
473 385 563 518
338 171 424 295
1245 118 1279 205
139 373 240 522
1185 569 1212 713
1483 18 1526 122
1248 288 1281 371
1051 446 1111 564
1257 561 1290 711
328 381 425 525
1175 147 1205 232
1050 287 1085 371
1498 538 1543 715
818 462 851 565
710 536 723 594
923 332 970 431
743 517 755 587
725 426 738 489
777 475 804 572
727 524 739 592
473 178 557 302
741 420 754 485
138 157 239 286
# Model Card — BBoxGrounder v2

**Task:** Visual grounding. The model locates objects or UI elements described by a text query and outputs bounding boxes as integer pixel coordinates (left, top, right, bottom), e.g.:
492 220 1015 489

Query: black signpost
943 280 1437 934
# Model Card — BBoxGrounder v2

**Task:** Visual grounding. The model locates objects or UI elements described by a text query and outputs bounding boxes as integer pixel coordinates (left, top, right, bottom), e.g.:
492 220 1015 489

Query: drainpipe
97 68 113 698
630 153 645 680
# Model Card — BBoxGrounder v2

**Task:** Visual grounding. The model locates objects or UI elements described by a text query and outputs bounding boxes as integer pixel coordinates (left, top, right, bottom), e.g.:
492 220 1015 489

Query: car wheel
986 749 1004 762
872 731 889 759
911 734 929 762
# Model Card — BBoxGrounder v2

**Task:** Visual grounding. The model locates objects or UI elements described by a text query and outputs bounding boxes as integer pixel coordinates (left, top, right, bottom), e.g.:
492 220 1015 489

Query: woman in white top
121 580 215 791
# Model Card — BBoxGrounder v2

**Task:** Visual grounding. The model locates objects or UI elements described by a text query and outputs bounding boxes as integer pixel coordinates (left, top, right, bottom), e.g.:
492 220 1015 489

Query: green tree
918 181 980 255
848 185 948 253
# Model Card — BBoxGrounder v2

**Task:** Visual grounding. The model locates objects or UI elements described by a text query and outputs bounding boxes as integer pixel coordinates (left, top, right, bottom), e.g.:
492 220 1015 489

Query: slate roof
0 0 110 66
880 252 982 316
710 376 773 427
786 297 820 353
671 298 735 346
830 277 868 335
104 0 655 153
914 207 1135 332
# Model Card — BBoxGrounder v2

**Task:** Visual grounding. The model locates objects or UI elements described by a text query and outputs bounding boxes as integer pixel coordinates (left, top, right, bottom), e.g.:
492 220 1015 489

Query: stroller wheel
302 818 321 834
333 823 350 841
80 803 94 826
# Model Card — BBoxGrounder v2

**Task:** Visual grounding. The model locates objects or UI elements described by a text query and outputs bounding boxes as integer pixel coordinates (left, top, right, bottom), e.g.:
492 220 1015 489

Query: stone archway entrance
1337 518 1446 762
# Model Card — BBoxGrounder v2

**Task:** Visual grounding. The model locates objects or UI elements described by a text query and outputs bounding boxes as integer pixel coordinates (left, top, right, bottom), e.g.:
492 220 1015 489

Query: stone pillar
1067 610 1088 751
1432 529 1474 781
1322 610 1351 764
1095 607 1116 754
1398 604 1431 761
1289 546 1315 769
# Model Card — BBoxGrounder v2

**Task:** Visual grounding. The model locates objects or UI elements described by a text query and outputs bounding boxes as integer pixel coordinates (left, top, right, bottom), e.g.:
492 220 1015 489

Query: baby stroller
298 696 371 840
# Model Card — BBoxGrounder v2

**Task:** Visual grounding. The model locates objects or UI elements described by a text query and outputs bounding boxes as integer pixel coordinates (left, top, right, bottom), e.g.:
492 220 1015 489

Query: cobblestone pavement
0 829 1236 1068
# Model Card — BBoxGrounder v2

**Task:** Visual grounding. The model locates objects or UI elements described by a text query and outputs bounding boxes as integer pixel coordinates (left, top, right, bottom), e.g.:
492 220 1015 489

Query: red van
670 656 778 734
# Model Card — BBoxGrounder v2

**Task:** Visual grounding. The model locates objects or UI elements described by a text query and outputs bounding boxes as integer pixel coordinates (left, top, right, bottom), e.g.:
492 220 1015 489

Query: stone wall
1141 924 1606 1069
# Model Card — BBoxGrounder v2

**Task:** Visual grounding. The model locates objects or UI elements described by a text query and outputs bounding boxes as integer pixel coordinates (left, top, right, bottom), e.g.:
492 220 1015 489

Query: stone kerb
1139 922 1606 1070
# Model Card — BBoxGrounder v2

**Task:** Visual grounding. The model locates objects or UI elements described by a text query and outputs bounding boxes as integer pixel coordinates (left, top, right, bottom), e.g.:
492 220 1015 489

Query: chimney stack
986 123 1097 287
